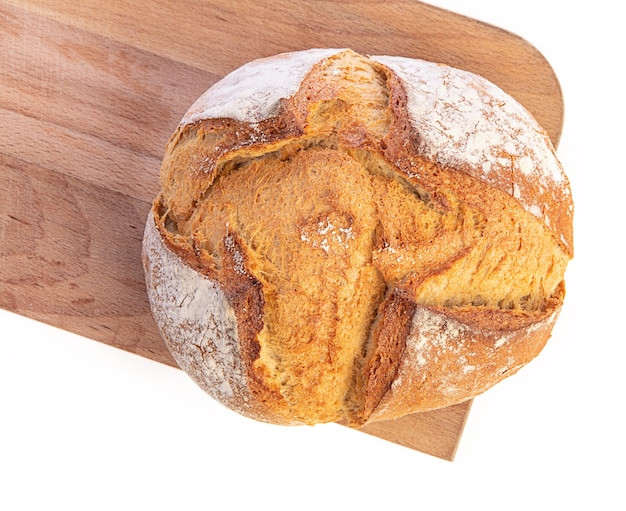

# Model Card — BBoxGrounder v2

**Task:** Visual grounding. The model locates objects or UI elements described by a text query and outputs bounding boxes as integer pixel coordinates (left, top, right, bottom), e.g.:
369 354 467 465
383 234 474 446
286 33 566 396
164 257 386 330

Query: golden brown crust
369 298 562 421
143 212 295 424
143 49 573 426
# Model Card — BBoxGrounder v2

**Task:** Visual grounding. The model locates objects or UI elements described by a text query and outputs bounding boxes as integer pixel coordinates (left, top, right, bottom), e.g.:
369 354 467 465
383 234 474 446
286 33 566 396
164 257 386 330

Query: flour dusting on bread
143 215 244 401
181 48 344 125
372 55 572 252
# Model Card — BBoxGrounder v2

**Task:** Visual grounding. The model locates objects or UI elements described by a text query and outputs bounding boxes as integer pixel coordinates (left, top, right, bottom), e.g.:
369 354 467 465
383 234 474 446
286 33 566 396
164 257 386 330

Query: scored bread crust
142 49 573 426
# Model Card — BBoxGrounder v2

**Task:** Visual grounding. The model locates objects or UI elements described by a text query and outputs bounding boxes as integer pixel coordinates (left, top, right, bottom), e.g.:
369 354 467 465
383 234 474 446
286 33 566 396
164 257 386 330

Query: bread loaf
142 49 573 427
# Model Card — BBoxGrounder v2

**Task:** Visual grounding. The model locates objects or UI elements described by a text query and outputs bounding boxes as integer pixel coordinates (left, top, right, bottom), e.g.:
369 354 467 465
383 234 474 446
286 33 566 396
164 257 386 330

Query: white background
1 1 623 509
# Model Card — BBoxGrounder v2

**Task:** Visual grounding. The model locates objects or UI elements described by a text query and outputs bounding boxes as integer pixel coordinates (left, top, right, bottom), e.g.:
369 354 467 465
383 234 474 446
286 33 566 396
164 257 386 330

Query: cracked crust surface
142 49 573 426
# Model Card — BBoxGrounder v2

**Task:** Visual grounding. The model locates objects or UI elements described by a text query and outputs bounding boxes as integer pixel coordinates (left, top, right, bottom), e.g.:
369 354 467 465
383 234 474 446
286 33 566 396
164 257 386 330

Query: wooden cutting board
0 0 563 461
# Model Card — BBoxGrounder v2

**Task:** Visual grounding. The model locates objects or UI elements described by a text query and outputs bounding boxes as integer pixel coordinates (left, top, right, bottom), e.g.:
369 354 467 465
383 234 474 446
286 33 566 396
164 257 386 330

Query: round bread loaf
142 49 573 427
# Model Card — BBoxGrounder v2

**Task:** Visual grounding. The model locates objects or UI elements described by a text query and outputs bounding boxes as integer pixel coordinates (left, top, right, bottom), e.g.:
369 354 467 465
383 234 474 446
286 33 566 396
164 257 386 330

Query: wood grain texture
359 400 473 460
0 0 563 461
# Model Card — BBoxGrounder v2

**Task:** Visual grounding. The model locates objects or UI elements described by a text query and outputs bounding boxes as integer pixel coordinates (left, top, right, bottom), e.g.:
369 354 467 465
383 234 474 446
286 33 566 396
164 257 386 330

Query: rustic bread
142 49 573 427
